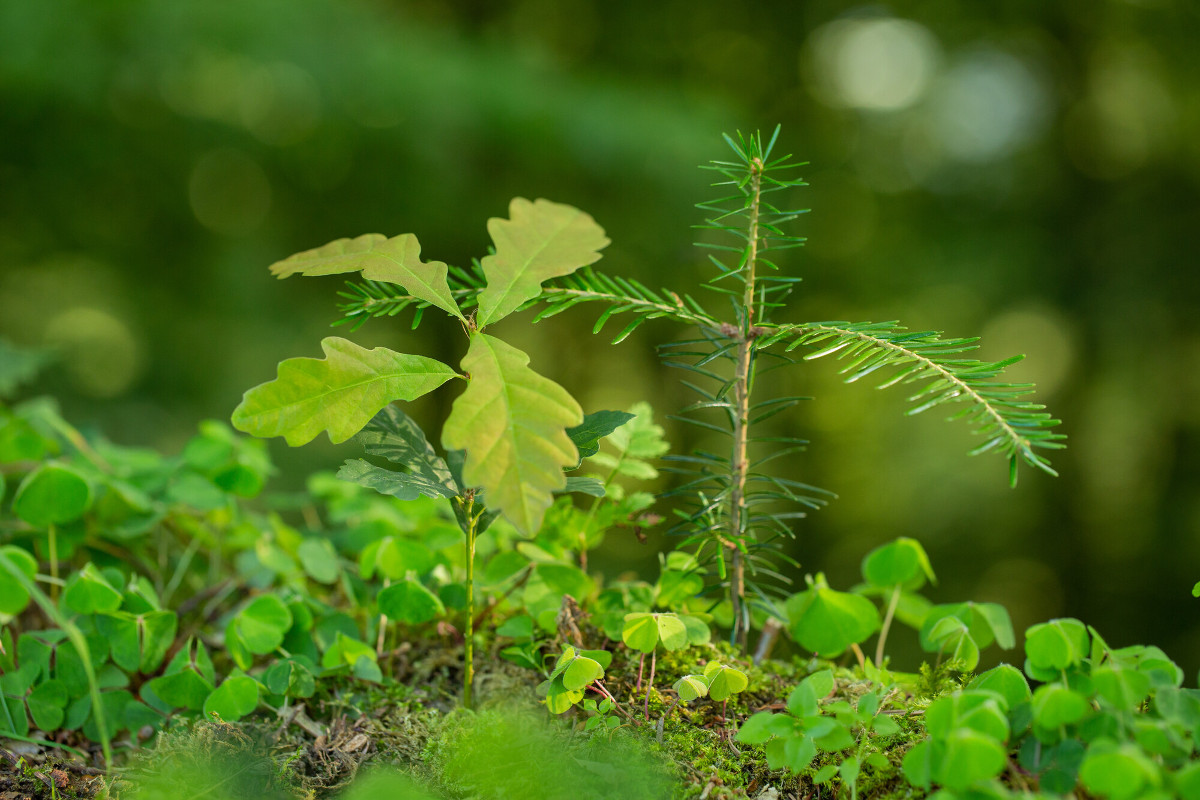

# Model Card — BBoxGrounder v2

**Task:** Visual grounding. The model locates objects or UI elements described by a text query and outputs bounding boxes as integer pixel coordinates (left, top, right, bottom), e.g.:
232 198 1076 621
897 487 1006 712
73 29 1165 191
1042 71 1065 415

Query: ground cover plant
2 128 1198 800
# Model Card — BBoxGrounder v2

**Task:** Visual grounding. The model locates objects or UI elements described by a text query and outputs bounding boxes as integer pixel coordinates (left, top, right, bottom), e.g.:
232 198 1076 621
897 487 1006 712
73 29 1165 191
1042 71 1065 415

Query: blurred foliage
2 0 1199 673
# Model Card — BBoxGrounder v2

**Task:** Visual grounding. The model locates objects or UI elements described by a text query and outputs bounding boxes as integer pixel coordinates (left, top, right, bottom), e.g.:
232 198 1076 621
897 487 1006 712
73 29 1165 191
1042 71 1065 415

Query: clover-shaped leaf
786 575 880 658
703 662 748 702
673 675 709 703
377 578 445 625
622 612 688 653
1025 618 1089 672
861 536 936 590
13 464 92 527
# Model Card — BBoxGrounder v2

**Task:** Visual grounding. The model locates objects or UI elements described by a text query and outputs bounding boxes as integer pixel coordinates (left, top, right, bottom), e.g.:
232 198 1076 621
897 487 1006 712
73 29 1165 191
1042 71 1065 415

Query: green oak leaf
232 337 458 446
442 333 582 534
337 459 458 501
346 405 459 497
566 410 635 465
476 198 609 328
559 476 604 497
269 233 463 320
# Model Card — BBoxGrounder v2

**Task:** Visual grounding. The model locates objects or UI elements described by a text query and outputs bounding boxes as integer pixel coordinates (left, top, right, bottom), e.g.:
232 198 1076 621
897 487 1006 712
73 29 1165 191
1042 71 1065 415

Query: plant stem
578 459 623 572
727 156 764 650
591 681 639 726
47 523 59 602
657 698 680 744
645 649 657 720
875 585 901 667
376 578 391 658
459 492 480 710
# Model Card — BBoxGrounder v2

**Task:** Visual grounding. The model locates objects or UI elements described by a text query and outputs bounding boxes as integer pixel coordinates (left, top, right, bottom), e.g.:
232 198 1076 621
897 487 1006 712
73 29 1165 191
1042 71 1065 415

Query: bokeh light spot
981 305 1077 398
1064 41 1176 180
239 62 322 146
189 149 272 236
807 17 939 112
926 49 1049 163
43 307 143 398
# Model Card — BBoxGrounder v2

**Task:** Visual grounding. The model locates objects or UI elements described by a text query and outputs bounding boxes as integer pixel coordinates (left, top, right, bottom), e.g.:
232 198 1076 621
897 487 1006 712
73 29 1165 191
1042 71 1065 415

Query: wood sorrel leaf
926 691 1009 742
703 663 748 701
786 669 833 717
785 576 880 658
562 653 604 691
622 612 688 653
967 664 1031 710
441 333 582 534
0 546 37 618
476 198 609 328
1079 741 1159 800
861 536 936 589
269 233 464 321
674 675 709 702
937 729 1008 790
232 595 292 655
26 680 68 731
232 337 458 446
377 577 444 625
13 463 92 527
1025 618 1089 671
62 564 123 615
203 675 259 722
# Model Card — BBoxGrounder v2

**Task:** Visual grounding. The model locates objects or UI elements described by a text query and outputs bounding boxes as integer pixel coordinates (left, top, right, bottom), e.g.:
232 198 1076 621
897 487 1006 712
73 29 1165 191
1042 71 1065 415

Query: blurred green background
3 1 1199 671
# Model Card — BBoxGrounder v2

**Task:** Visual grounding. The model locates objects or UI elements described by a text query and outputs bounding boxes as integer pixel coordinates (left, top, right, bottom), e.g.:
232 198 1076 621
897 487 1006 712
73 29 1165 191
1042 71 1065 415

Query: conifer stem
727 157 764 650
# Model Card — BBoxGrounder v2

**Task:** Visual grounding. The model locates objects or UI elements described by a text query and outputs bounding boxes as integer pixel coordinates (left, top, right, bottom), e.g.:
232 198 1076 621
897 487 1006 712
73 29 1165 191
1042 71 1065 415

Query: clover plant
18 130 1200 800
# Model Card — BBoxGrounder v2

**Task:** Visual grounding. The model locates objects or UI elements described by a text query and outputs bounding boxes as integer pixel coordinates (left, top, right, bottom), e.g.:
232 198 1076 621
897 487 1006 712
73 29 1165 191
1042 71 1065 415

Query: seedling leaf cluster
5 130 1191 800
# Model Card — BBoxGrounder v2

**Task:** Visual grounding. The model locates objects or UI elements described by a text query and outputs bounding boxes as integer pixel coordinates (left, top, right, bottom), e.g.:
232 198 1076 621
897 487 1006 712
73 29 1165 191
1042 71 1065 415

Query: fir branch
532 268 718 341
761 320 1066 485
335 265 716 340
334 263 486 331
